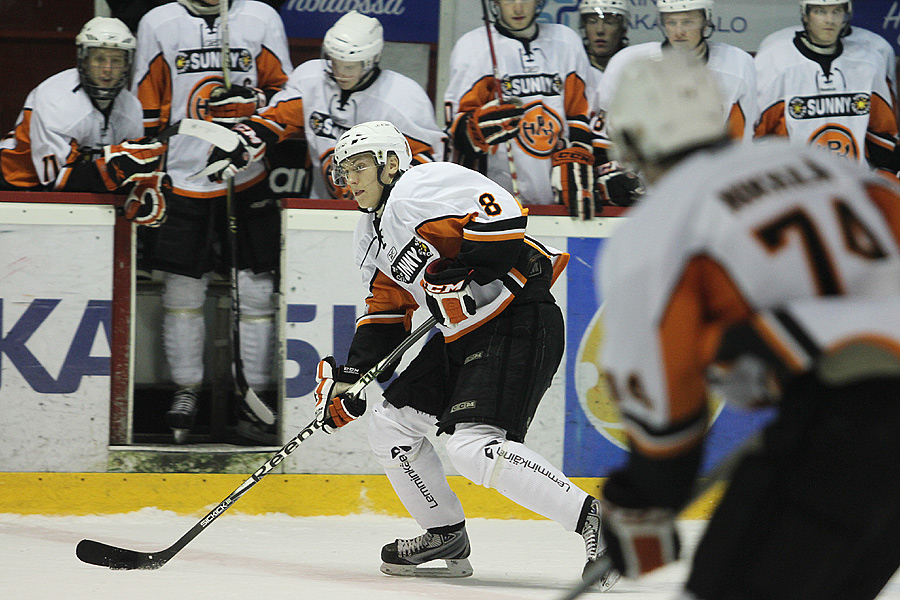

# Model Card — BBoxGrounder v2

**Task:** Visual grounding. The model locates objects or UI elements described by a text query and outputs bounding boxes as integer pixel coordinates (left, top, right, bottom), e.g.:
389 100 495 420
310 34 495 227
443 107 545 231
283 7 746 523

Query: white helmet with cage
322 11 384 76
580 0 630 19
332 121 412 188
177 0 226 17
656 0 714 21
76 17 136 102
607 53 726 164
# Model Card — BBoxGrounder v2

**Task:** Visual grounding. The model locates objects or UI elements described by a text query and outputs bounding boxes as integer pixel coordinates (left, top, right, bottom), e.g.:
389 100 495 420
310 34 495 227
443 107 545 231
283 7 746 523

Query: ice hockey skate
380 522 473 578
165 388 198 444
580 497 620 592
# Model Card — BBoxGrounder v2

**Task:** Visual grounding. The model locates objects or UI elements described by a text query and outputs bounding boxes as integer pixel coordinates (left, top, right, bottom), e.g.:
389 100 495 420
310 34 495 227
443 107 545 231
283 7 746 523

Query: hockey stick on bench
75 316 438 570
557 432 765 600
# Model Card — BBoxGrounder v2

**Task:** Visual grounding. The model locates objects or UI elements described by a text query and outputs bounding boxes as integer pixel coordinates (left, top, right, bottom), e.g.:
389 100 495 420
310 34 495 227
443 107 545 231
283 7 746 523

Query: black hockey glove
314 356 366 433
596 161 644 207
123 171 170 227
465 98 525 154
551 144 596 220
207 85 266 125
97 137 167 190
200 121 267 183
421 258 477 326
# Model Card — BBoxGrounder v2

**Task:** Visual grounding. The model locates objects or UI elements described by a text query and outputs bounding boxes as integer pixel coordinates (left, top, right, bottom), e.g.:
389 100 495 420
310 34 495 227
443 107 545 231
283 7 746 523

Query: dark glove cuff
335 364 361 384
603 441 703 511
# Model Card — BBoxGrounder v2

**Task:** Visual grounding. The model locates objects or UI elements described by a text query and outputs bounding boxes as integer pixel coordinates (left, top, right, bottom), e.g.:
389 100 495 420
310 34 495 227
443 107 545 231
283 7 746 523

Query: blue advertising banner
278 0 440 44
562 236 774 477
853 1 900 54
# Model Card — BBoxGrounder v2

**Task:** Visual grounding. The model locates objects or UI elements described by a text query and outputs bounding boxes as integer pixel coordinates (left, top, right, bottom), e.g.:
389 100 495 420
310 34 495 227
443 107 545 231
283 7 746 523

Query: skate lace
170 391 197 415
582 506 600 562
397 532 441 557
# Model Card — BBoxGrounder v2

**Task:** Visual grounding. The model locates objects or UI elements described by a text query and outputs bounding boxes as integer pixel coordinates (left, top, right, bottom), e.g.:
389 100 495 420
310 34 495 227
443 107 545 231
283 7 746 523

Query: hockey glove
201 121 267 183
421 258 477 326
551 144 596 220
314 356 366 433
466 98 525 154
97 137 166 190
601 498 680 578
596 161 645 207
123 171 170 227
207 85 266 125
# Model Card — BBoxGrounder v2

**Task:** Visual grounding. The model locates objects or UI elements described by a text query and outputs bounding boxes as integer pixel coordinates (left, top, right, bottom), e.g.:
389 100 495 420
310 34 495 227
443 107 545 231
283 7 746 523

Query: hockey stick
75 316 438 570
479 0 522 202
557 432 765 600
155 118 240 151
217 1 275 427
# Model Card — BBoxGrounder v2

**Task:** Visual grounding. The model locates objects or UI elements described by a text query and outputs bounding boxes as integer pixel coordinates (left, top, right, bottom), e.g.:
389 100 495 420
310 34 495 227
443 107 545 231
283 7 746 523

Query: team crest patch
390 238 432 283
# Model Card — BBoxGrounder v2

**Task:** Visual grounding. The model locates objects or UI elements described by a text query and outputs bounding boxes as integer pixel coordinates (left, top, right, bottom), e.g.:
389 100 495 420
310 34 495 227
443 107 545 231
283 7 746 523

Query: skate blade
171 428 189 445
380 558 473 578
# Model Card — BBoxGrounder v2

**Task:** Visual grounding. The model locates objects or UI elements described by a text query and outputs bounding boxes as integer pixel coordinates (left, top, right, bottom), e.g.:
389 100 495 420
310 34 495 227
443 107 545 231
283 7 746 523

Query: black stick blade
76 539 167 570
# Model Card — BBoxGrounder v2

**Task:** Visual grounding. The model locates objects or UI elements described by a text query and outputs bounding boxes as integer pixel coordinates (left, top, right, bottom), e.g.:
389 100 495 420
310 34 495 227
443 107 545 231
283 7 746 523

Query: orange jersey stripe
754 101 788 138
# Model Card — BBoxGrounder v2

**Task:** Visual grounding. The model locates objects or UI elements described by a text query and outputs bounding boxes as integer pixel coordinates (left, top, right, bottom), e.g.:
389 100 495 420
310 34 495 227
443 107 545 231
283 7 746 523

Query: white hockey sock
162 272 209 388
446 424 588 532
236 269 275 390
368 401 466 530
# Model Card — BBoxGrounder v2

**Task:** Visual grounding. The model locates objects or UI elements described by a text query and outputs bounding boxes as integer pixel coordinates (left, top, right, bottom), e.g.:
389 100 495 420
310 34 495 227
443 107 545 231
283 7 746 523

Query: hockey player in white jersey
444 0 596 219
756 2 896 101
592 0 756 208
133 0 292 444
0 17 167 223
754 0 900 179
579 0 629 76
201 10 444 201
311 121 618 590
593 51 900 599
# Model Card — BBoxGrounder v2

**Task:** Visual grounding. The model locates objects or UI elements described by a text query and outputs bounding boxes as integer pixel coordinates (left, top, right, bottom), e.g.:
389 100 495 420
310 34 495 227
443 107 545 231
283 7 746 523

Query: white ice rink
4 511 900 600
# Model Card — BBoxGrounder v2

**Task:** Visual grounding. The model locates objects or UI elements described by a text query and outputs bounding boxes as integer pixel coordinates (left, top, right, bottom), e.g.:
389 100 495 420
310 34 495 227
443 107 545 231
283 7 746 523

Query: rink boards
0 194 756 517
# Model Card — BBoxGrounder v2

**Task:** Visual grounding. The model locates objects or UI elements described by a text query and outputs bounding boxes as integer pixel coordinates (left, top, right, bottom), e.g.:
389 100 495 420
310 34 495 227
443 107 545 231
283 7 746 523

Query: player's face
84 47 129 90
803 5 847 46
583 13 626 59
330 58 366 91
495 0 538 31
660 10 706 51
340 153 384 210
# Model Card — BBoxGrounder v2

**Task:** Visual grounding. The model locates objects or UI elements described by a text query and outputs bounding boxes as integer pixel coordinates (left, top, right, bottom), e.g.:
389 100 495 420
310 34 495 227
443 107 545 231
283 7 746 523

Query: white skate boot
380 522 473 578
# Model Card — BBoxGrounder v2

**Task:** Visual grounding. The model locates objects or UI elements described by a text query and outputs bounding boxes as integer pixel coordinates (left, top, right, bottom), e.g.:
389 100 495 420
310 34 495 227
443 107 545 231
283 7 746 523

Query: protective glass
332 160 377 186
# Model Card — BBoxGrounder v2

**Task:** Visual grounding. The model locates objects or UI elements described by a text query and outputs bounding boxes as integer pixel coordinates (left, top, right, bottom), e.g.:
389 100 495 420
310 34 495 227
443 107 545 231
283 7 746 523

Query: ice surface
2 512 900 600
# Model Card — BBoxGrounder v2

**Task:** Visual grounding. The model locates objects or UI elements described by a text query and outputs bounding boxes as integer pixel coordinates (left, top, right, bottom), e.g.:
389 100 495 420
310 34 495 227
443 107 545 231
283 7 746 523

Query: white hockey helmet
322 11 384 74
656 0 713 21
76 17 136 102
332 121 412 188
580 0 630 19
177 0 226 17
607 52 726 164
800 0 852 17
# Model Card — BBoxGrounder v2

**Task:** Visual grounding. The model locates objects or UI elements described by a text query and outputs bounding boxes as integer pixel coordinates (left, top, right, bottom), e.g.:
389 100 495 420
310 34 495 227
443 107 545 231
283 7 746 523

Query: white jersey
754 33 898 170
132 0 291 196
0 68 143 190
758 25 896 99
258 60 445 200
353 162 568 343
597 42 759 141
599 140 900 457
444 23 594 205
